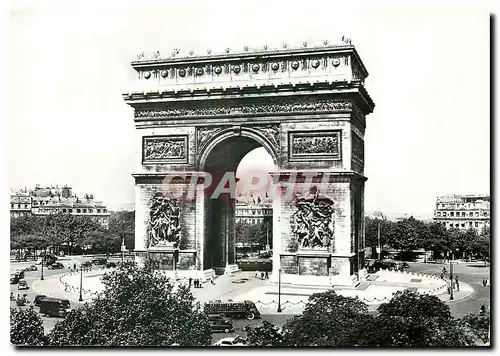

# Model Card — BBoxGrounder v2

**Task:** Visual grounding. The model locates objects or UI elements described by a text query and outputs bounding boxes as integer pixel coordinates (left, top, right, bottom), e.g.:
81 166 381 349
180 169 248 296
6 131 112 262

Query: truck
204 300 260 320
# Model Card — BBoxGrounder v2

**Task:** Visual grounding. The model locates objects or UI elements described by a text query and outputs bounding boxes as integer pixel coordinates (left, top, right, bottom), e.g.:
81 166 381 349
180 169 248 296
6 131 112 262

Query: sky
7 5 490 219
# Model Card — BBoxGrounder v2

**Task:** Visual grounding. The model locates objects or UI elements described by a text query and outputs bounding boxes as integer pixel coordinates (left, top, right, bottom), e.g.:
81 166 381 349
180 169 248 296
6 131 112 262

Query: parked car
47 262 64 270
10 273 20 284
14 269 25 279
106 262 117 268
25 264 38 271
39 298 71 318
92 258 107 266
81 261 93 268
33 295 47 307
207 314 234 333
18 280 29 290
213 336 247 346
368 259 401 272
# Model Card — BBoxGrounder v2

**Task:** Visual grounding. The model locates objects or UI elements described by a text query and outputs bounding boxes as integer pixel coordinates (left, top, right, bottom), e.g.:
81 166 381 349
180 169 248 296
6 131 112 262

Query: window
62 209 66 213
436 212 441 217
69 209 73 213
469 222 473 227
475 222 479 227
442 212 447 217
83 209 87 213
455 224 459 228
450 212 454 217
462 212 466 217
475 212 479 217
469 212 473 217
103 209 107 213
461 223 465 228
97 209 101 213
11 204 13 208
89 209 93 213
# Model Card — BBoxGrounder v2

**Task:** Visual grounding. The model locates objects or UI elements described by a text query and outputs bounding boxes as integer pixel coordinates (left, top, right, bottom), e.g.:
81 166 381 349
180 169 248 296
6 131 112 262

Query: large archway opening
201 134 276 273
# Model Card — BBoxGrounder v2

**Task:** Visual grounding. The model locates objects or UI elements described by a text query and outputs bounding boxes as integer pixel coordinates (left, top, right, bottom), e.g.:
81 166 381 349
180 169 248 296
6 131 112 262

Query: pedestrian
265 271 269 279
255 271 259 279
480 305 486 315
440 273 444 280
195 278 199 288
188 277 193 288
442 266 447 275
482 277 487 287
261 271 265 279
455 276 460 292
74 263 76 271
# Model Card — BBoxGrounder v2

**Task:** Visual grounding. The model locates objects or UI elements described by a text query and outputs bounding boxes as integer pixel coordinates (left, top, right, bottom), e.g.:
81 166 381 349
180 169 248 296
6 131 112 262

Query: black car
10 274 20 284
39 298 71 317
81 261 93 268
368 259 399 273
106 262 117 268
48 262 64 270
207 314 234 333
33 295 47 307
92 258 107 265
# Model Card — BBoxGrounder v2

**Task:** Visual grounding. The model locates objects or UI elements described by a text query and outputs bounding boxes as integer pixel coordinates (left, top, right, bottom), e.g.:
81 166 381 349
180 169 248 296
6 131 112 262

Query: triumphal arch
123 40 374 286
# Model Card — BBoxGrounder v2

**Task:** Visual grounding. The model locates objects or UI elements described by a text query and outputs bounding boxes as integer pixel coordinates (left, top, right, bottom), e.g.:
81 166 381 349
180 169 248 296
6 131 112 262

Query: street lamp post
79 265 83 302
277 268 282 313
40 260 44 281
449 251 454 301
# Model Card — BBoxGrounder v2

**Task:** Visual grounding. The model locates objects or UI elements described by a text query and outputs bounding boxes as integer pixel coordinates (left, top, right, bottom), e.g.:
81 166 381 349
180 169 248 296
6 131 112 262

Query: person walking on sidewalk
188 277 193 288
442 266 447 275
455 276 460 292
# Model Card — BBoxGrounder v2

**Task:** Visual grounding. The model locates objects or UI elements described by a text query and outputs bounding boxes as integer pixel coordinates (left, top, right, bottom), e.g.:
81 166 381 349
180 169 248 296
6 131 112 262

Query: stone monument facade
123 40 374 285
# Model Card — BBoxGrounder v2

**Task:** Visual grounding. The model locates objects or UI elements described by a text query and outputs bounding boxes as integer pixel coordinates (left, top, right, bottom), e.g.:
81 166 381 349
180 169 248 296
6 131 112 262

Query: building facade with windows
10 184 110 227
433 194 490 231
235 193 273 224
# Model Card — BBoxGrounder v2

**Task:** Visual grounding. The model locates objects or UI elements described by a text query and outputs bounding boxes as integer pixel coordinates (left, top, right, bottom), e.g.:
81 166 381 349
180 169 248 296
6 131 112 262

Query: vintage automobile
47 262 65 270
81 261 93 269
10 273 20 284
106 262 117 268
39 298 71 317
14 269 25 279
207 314 234 333
33 294 48 307
92 258 107 266
213 336 247 346
25 264 38 272
18 280 29 290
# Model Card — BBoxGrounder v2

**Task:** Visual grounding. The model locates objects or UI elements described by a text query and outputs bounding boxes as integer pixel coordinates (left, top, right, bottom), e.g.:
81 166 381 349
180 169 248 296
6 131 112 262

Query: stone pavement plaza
32 267 473 315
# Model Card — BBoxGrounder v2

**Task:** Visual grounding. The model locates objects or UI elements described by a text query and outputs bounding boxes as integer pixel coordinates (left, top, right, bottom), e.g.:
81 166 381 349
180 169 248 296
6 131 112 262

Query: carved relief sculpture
143 136 188 163
290 131 341 161
292 188 335 250
134 97 353 119
148 193 181 248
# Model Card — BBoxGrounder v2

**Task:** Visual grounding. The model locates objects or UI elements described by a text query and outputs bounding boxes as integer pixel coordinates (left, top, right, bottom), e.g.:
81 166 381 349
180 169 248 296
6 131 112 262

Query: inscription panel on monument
142 135 188 164
288 130 341 161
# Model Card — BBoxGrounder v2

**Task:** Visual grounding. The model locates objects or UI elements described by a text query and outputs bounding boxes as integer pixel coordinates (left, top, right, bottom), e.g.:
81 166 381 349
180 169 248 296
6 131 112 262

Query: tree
281 290 375 346
364 217 393 257
461 312 490 344
389 217 420 255
46 263 211 346
10 307 46 346
245 320 286 346
374 290 475 346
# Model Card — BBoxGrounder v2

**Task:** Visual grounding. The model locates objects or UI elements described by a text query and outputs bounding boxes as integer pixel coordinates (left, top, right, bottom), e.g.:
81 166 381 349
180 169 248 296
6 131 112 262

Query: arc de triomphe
123 41 374 286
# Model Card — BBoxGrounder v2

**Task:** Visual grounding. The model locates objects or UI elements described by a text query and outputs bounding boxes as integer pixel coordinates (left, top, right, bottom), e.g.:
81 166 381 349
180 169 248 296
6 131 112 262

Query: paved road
10 259 489 343
405 261 490 318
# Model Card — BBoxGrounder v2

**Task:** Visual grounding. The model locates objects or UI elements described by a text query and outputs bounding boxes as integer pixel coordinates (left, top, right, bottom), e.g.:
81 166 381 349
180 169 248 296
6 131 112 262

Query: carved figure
292 189 335 249
292 135 339 155
144 139 185 160
148 194 181 248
